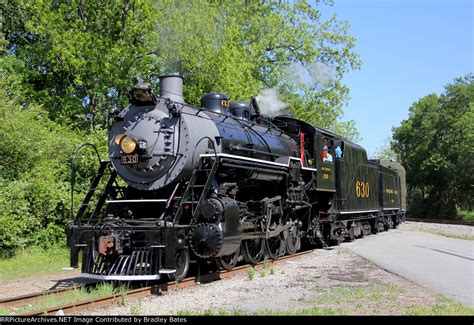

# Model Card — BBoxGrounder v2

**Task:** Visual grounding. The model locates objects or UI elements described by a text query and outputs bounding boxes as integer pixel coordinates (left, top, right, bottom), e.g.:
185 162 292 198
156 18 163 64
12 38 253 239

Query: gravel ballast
1 222 472 315
84 247 460 315
399 221 473 239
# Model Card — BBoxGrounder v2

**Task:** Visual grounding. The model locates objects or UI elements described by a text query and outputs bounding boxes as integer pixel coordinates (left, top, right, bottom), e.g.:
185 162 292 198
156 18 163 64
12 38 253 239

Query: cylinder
159 75 184 103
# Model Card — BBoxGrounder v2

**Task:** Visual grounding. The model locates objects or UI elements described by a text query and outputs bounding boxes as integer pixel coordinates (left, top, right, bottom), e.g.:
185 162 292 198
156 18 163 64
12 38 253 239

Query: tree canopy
391 74 474 219
0 0 362 254
1 0 361 137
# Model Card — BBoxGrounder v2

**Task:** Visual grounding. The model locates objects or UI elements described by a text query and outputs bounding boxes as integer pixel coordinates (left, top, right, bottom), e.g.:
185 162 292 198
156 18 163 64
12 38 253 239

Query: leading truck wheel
168 248 190 281
285 225 301 255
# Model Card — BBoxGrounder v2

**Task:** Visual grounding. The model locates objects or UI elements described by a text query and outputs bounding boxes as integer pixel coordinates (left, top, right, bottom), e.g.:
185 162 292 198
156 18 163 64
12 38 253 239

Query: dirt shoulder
399 221 473 240
0 269 81 300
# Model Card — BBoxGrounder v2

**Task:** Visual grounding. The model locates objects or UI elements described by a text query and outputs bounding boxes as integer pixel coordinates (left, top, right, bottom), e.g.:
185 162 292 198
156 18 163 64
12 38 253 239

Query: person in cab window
326 151 333 162
335 145 343 158
322 145 333 163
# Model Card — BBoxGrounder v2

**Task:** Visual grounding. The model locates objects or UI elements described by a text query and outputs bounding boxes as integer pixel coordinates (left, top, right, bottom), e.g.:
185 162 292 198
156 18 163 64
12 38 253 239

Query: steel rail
0 282 93 308
21 250 313 316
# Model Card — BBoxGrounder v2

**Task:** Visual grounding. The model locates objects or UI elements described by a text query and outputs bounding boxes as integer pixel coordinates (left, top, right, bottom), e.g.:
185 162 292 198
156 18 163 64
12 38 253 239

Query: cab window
322 138 334 163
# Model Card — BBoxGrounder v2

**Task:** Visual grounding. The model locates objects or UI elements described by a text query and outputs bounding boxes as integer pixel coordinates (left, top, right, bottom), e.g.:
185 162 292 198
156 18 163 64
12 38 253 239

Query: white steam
256 88 289 117
255 61 337 117
286 61 337 90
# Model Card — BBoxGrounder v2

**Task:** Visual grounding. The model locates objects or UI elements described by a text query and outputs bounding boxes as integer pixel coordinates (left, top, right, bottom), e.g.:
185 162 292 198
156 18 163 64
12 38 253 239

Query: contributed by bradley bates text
0 317 188 324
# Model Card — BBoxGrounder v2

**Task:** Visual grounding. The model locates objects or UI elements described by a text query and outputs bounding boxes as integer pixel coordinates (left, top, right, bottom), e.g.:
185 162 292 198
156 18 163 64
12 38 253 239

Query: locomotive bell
200 92 229 115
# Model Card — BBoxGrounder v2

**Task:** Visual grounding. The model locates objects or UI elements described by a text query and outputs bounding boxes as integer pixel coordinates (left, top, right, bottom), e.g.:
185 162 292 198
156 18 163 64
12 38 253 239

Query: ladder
87 168 118 224
173 156 218 224
74 160 111 225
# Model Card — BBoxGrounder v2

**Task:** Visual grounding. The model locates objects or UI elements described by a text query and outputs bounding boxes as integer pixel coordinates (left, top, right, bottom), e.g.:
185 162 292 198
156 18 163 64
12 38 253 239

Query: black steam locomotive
67 75 406 281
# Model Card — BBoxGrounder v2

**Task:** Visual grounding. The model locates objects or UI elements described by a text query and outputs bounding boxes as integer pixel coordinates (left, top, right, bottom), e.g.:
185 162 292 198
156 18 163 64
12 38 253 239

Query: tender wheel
392 216 400 229
371 219 383 234
216 247 240 270
346 226 355 242
264 237 284 260
243 238 264 264
285 225 300 255
168 248 190 281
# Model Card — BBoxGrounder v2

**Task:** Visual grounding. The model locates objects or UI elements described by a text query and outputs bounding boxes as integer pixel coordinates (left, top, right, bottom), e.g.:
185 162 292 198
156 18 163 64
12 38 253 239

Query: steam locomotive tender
67 75 406 280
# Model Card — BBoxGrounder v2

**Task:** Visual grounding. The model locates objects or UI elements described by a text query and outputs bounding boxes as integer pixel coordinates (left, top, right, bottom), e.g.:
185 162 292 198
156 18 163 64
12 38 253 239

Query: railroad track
1 250 313 316
405 218 473 226
0 284 87 309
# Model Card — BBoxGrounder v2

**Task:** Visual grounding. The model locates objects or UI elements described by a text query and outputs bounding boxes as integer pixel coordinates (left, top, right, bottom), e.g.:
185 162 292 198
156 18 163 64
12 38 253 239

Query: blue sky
320 0 473 157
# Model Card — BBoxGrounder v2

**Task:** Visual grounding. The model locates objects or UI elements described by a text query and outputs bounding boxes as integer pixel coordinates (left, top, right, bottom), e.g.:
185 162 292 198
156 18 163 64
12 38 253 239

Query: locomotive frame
67 75 406 281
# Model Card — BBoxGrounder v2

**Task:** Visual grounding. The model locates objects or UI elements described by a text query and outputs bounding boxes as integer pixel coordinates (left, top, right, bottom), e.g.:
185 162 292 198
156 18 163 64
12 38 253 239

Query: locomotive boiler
67 75 406 281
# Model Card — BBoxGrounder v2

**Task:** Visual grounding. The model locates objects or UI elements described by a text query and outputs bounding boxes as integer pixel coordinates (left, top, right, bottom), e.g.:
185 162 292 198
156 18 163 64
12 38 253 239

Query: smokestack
159 75 184 103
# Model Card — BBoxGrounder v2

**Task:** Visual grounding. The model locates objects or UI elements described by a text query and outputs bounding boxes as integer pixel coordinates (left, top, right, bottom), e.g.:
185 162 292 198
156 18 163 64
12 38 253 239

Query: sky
319 0 473 157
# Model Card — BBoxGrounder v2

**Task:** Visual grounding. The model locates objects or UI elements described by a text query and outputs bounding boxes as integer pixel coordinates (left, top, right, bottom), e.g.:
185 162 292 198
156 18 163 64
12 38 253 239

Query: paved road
341 228 474 306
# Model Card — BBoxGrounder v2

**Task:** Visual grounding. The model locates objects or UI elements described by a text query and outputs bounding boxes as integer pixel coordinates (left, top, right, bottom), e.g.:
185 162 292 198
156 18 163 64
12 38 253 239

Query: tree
392 74 474 219
372 137 398 161
0 0 363 253
1 0 361 138
1 0 160 128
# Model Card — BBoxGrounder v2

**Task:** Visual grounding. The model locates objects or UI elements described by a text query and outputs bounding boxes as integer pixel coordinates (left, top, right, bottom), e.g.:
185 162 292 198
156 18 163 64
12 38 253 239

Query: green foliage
1 0 360 136
1 0 160 128
0 247 70 280
372 137 399 161
392 75 474 219
247 266 255 280
457 209 474 223
0 96 106 256
0 0 362 257
6 282 116 315
404 297 474 316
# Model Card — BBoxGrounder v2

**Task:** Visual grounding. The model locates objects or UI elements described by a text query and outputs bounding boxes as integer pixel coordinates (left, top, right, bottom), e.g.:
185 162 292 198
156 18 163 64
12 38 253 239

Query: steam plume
286 61 337 89
256 88 289 117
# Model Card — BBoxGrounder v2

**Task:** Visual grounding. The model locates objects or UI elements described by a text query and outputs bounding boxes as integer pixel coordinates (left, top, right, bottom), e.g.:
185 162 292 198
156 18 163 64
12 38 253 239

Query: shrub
0 98 106 256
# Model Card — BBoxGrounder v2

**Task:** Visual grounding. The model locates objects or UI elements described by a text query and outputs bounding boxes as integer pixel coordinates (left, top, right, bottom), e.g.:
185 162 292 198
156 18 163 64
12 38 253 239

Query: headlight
114 134 124 145
120 135 137 154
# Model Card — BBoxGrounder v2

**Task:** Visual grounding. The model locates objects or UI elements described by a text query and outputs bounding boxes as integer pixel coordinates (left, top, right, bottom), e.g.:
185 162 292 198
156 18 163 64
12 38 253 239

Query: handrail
70 143 102 222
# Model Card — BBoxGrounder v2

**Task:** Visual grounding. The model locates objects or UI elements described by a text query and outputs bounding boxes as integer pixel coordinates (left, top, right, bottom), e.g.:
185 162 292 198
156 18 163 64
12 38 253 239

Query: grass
0 247 72 281
177 300 474 316
415 228 474 241
247 266 255 280
118 285 129 306
7 282 116 315
269 265 275 275
130 301 142 315
308 285 473 315
311 285 401 305
404 297 474 315
177 307 346 316
174 290 473 316
179 284 402 316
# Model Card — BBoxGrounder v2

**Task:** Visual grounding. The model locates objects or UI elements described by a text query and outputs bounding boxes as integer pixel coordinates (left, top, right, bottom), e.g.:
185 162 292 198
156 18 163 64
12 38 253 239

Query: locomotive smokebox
159 75 184 103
